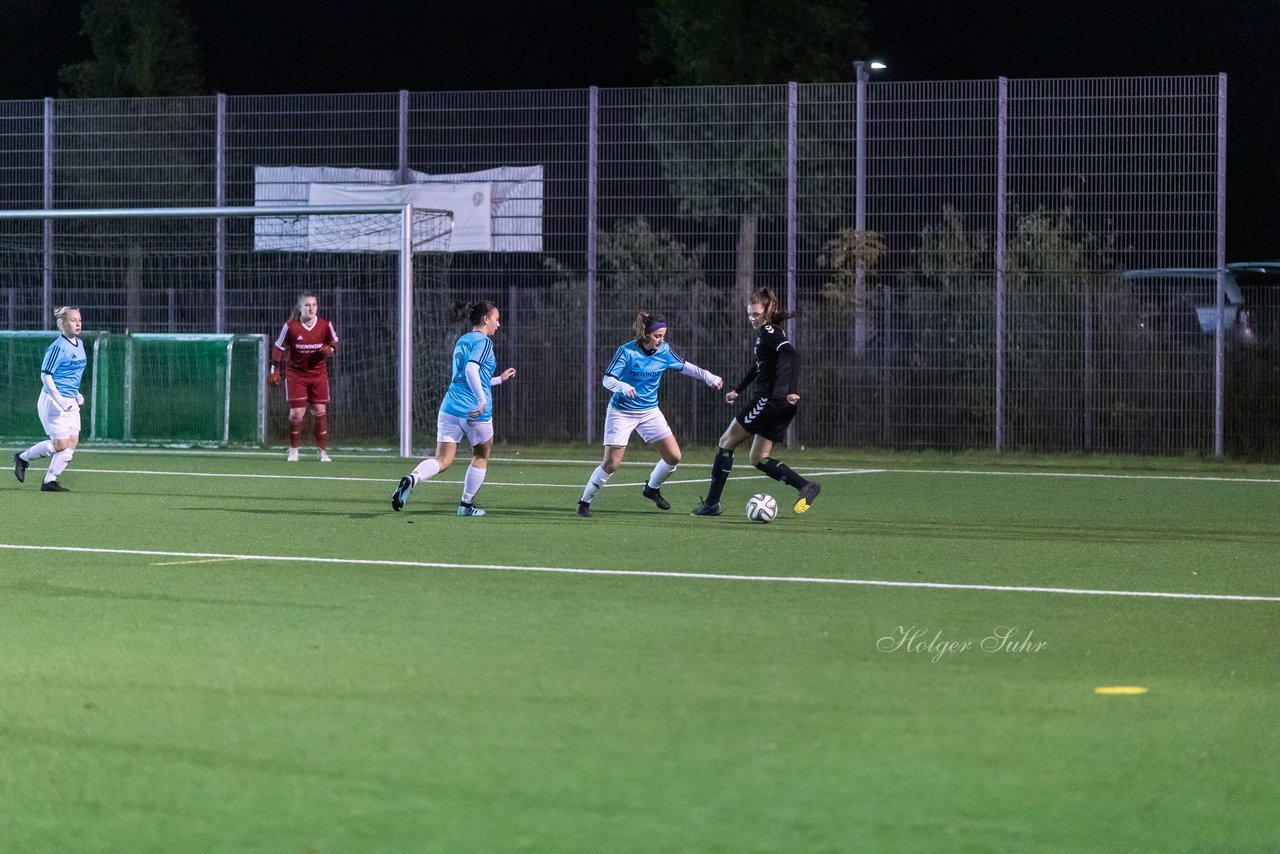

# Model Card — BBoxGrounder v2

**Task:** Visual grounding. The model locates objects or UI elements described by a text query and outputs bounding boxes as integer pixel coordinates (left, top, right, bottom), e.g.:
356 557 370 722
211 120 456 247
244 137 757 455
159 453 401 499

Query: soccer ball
745 492 778 523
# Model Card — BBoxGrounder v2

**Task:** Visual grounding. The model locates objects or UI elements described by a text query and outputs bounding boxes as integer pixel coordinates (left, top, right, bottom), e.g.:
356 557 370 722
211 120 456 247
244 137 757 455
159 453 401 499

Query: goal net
0 205 453 452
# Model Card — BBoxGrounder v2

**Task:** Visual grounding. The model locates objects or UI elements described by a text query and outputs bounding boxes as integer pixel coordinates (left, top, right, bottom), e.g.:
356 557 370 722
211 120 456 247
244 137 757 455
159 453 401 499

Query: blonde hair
54 305 80 334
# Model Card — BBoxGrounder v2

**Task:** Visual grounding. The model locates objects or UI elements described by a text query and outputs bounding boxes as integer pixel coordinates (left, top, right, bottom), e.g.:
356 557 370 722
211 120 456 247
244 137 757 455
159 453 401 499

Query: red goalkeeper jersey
272 317 338 376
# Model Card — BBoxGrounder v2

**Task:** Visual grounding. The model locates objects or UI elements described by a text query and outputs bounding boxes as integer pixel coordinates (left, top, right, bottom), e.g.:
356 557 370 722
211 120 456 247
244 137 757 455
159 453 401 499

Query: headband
645 319 668 334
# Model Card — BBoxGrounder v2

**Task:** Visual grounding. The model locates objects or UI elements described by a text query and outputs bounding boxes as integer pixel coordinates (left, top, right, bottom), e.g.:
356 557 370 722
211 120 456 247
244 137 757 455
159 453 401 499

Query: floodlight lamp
870 61 887 71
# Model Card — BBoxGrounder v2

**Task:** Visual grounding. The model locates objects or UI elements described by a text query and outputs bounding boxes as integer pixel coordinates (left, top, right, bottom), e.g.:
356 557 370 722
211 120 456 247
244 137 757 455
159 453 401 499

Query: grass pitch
1 446 1277 852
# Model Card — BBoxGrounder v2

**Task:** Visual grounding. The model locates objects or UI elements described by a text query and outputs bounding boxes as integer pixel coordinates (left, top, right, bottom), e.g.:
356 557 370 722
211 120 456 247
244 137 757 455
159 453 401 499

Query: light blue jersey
441 331 497 421
41 335 87 398
605 340 686 412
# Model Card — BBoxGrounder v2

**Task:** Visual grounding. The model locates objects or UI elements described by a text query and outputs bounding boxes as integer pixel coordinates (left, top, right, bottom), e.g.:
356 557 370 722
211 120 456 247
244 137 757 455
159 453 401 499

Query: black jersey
733 323 799 400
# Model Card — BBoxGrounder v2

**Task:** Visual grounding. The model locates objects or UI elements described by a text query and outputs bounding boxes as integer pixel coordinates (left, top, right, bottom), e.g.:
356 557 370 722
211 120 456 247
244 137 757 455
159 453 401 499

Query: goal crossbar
1 204 454 456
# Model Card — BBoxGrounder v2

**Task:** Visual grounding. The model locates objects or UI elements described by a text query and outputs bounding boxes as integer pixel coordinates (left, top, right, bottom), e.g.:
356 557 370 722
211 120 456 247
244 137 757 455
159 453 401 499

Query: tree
59 0 204 98
55 0 207 331
639 0 871 307
640 0 870 85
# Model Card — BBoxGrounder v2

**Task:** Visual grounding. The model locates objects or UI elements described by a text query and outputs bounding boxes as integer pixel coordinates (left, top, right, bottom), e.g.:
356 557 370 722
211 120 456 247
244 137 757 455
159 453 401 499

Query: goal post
0 204 452 455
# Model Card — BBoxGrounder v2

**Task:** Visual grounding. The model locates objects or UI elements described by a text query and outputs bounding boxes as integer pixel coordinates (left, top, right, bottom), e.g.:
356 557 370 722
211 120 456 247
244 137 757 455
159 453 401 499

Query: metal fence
3 76 1264 456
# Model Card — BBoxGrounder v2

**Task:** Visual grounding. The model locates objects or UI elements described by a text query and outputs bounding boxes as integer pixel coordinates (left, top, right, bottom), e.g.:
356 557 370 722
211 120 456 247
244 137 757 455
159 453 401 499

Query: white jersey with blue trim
605 340 686 412
441 331 496 421
41 334 87 398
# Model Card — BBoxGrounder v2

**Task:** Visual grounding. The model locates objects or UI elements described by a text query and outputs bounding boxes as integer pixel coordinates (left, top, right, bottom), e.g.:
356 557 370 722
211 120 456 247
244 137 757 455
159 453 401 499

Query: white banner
308 182 492 251
253 164 542 253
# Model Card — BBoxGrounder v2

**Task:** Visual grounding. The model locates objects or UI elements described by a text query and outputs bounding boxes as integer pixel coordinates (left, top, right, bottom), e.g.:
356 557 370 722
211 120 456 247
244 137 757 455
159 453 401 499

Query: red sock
288 416 303 449
313 413 328 450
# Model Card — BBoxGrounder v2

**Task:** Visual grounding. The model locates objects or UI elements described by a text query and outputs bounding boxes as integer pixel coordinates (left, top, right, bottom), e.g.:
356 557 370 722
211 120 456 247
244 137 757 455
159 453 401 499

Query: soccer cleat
577 501 591 518
13 452 27 483
41 480 70 493
286 448 300 462
318 450 333 463
641 485 670 511
793 481 822 514
457 503 486 517
691 499 722 517
391 475 414 512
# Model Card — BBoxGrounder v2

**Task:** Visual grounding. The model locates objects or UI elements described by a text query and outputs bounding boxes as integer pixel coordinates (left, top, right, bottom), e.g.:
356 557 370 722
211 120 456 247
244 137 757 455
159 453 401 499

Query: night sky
2 0 1277 256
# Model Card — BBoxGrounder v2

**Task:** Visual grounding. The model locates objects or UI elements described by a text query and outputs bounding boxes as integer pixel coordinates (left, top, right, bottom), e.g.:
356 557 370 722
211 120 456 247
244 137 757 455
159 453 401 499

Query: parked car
1123 262 1280 347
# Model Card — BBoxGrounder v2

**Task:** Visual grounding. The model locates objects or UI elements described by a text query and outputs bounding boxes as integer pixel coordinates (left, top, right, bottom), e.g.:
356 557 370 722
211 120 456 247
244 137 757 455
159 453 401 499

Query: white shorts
38 391 81 440
602 405 673 447
436 411 495 447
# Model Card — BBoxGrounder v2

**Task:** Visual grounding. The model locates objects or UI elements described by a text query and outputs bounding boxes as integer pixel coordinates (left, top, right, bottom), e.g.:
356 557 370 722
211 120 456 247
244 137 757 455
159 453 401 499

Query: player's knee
311 405 326 417
288 412 305 425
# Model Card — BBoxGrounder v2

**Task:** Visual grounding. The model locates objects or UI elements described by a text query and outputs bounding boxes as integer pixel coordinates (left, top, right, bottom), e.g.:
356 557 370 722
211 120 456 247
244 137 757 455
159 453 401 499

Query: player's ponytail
450 299 498 327
633 311 668 343
749 286 795 325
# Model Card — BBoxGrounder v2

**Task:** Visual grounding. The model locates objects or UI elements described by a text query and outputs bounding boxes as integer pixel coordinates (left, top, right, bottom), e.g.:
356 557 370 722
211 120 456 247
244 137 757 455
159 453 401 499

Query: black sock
755 457 809 491
705 448 734 504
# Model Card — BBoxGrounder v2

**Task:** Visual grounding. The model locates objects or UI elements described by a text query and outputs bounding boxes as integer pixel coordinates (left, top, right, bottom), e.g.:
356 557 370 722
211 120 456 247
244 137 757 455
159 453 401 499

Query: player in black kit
692 286 821 517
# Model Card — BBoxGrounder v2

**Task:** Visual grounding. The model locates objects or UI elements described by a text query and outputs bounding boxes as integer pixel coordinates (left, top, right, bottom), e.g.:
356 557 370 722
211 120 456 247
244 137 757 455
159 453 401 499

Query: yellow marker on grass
1094 686 1148 695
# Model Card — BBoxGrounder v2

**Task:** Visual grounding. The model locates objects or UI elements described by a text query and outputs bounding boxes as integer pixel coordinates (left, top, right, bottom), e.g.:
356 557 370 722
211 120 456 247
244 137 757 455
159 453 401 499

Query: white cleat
286 448 299 462
319 450 332 462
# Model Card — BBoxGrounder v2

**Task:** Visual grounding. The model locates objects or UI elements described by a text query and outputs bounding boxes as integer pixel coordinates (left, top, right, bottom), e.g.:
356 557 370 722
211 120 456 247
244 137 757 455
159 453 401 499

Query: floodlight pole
854 60 869 345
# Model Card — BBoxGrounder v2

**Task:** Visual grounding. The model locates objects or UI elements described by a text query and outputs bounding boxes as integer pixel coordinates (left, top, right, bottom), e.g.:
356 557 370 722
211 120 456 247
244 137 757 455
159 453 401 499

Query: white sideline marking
2 544 1277 603
884 468 1280 485
55 466 877 489
69 450 1280 484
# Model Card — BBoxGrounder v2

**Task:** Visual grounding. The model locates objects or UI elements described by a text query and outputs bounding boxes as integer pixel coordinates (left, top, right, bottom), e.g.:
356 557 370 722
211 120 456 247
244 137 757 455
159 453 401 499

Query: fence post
994 77 1009 453
43 97 54 328
785 81 799 448
398 90 410 184
1213 72 1228 458
215 92 227 334
585 86 599 444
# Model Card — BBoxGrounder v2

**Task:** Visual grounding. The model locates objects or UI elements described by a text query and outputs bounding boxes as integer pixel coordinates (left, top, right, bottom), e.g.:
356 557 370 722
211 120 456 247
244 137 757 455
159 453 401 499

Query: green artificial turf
1 447 1277 852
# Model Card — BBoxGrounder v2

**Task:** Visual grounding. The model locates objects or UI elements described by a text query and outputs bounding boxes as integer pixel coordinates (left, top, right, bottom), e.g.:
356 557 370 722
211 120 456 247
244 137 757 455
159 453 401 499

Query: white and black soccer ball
745 492 778 523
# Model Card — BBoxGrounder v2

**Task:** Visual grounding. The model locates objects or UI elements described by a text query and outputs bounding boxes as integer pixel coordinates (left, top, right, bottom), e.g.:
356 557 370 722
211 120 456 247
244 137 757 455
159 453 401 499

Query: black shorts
735 396 797 442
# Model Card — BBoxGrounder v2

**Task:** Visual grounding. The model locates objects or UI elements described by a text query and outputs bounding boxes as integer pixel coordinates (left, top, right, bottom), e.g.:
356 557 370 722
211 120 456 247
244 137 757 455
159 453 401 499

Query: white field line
64 449 1280 483
37 467 877 489
1 543 1276 603
882 468 1280 485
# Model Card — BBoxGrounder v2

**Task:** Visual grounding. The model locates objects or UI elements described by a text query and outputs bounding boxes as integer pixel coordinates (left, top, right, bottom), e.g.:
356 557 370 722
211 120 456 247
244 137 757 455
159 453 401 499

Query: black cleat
41 480 70 493
794 481 821 514
391 475 413 511
577 501 591 517
691 499 722 517
13 452 27 483
642 485 671 510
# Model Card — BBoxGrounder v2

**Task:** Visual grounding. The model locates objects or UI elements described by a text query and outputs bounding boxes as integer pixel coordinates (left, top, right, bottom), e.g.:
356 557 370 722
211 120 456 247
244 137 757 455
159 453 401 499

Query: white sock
45 448 73 482
410 458 441 484
647 459 677 489
461 464 486 504
580 465 612 503
21 440 55 462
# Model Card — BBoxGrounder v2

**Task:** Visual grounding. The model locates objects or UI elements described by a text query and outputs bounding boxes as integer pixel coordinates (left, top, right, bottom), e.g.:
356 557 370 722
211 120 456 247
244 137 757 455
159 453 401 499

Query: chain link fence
3 76 1265 456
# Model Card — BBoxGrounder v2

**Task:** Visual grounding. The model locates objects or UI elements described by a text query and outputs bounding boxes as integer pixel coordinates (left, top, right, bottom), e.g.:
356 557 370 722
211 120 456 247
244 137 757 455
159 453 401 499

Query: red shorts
284 371 330 407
